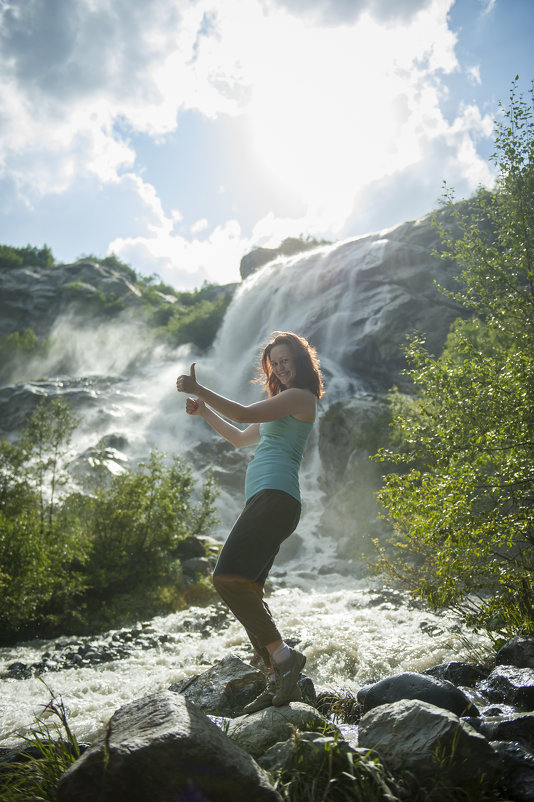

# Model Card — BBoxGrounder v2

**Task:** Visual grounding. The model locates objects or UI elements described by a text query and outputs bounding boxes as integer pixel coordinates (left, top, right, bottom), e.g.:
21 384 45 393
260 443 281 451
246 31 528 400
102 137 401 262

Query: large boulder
56 690 280 802
357 671 479 717
358 699 497 787
226 702 331 758
478 665 534 711
496 636 534 670
169 654 266 716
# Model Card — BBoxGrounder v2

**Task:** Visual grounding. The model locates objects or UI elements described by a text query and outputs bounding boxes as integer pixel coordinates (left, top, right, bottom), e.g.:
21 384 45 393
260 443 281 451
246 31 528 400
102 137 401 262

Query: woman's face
269 344 296 388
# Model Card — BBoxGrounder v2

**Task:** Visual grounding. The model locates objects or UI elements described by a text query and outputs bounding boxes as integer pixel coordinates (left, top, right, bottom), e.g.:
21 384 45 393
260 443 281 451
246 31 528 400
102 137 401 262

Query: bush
0 400 219 641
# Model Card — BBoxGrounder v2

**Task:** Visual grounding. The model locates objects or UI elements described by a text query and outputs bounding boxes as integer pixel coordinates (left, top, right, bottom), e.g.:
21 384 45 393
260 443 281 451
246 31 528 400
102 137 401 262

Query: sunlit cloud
0 0 499 286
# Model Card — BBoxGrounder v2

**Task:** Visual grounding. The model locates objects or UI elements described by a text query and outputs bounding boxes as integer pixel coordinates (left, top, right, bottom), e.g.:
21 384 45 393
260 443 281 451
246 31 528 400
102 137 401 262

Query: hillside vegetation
375 80 534 640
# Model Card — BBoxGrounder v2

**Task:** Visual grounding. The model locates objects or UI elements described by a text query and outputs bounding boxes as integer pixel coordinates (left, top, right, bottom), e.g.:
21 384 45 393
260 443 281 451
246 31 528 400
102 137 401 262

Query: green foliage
158 291 232 350
0 684 81 801
0 400 219 641
76 453 219 626
274 732 399 802
0 400 88 635
0 243 54 269
374 79 534 639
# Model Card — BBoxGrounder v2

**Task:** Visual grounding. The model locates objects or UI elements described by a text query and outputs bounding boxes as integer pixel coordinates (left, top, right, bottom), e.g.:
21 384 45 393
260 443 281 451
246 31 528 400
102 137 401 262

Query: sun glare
243 13 418 227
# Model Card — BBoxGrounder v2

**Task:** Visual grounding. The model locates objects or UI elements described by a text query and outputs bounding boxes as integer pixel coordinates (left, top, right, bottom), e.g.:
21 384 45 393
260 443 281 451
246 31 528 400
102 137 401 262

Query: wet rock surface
496 636 534 670
478 665 534 711
358 698 496 786
357 669 480 717
4 637 534 802
56 690 281 802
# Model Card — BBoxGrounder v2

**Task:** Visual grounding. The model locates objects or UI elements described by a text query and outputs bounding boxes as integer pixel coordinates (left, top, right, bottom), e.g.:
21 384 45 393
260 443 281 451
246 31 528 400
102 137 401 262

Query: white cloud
467 65 482 85
479 0 496 15
191 218 209 235
108 177 249 287
0 0 498 287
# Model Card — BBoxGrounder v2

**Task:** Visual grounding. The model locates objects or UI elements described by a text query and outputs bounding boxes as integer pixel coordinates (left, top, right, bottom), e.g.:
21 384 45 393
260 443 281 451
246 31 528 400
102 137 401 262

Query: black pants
212 489 301 667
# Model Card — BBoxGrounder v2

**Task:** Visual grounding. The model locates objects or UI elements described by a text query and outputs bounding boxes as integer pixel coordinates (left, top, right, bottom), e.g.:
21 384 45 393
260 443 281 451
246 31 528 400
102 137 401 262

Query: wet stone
478 665 534 711
423 661 489 687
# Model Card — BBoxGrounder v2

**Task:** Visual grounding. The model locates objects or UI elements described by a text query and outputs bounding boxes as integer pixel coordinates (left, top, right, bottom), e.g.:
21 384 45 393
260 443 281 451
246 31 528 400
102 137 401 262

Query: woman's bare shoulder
286 388 316 422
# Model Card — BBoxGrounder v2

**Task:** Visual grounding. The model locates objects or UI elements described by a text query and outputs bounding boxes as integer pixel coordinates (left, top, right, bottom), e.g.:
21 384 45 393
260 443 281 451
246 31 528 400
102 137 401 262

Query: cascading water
0 225 491 748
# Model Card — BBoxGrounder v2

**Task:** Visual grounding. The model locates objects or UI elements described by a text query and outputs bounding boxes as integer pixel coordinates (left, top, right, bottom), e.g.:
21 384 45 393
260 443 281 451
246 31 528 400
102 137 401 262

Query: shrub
374 79 534 639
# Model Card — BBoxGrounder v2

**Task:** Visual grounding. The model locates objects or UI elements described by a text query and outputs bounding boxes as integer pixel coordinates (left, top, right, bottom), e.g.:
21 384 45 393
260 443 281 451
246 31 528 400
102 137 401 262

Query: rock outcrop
0 261 144 338
56 690 281 802
358 699 496 786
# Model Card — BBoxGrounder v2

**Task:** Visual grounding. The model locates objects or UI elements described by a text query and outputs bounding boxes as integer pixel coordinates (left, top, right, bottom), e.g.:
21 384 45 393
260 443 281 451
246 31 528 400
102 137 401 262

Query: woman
176 331 323 712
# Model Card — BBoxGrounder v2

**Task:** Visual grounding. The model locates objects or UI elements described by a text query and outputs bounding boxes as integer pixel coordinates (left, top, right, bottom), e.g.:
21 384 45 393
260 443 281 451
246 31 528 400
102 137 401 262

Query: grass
0 682 82 801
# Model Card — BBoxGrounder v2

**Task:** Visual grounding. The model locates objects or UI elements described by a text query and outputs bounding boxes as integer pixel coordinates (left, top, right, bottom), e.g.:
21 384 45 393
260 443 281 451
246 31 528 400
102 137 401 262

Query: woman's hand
186 397 204 416
176 363 199 395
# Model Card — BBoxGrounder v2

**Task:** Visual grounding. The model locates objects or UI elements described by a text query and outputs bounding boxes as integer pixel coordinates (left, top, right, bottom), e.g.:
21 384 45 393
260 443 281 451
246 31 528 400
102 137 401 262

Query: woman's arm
177 364 315 423
187 398 260 448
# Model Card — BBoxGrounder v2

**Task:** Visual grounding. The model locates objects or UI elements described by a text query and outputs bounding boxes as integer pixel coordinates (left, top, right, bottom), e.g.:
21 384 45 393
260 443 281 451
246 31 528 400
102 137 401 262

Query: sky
0 0 532 290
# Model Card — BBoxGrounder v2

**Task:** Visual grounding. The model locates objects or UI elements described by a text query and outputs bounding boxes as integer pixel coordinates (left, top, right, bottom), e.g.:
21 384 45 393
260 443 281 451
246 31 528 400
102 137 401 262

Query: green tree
374 79 534 638
0 400 87 636
0 243 54 269
73 452 218 625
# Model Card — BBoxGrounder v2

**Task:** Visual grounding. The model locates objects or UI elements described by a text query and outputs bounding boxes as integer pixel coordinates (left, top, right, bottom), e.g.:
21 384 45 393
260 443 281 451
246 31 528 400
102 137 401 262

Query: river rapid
0 575 493 748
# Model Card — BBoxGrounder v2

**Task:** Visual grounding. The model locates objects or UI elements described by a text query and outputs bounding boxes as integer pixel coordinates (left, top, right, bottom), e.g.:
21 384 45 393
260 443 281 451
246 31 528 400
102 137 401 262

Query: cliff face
0 260 146 338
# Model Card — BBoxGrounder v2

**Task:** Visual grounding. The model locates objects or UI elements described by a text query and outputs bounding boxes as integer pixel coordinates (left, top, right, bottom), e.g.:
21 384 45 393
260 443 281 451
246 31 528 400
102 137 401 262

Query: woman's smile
270 344 296 388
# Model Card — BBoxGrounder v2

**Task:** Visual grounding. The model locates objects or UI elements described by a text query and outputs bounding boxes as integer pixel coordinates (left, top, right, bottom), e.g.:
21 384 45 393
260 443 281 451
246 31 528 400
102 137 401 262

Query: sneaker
272 647 306 706
243 678 302 714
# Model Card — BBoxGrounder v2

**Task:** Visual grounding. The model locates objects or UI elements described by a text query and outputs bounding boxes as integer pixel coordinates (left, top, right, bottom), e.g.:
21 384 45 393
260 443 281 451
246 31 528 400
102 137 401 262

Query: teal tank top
245 415 313 503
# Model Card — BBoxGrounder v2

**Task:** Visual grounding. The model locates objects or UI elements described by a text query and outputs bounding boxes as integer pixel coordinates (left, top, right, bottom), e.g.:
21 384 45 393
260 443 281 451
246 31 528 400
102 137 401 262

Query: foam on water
0 579 492 748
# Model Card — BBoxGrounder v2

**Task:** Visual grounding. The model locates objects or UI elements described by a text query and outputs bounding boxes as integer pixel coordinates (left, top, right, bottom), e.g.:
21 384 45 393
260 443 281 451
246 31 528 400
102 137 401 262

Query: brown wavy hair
256 331 324 398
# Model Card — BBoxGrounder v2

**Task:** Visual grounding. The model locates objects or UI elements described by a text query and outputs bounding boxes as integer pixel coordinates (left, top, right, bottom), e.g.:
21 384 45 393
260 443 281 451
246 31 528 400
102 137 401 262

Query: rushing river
0 574 493 748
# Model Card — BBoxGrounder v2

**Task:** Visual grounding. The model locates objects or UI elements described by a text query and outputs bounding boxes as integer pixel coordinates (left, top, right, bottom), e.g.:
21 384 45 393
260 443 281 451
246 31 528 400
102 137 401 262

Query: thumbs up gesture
176 363 199 394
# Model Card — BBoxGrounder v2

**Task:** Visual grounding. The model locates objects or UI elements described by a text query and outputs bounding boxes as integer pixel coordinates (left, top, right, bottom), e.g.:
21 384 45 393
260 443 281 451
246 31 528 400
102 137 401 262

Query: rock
465 713 534 753
226 702 331 758
0 261 143 338
358 699 497 787
357 671 479 717
169 654 266 716
239 237 325 280
491 741 534 802
180 557 211 578
318 395 392 557
176 536 206 561
56 690 281 802
478 665 534 711
496 636 534 669
423 661 489 686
